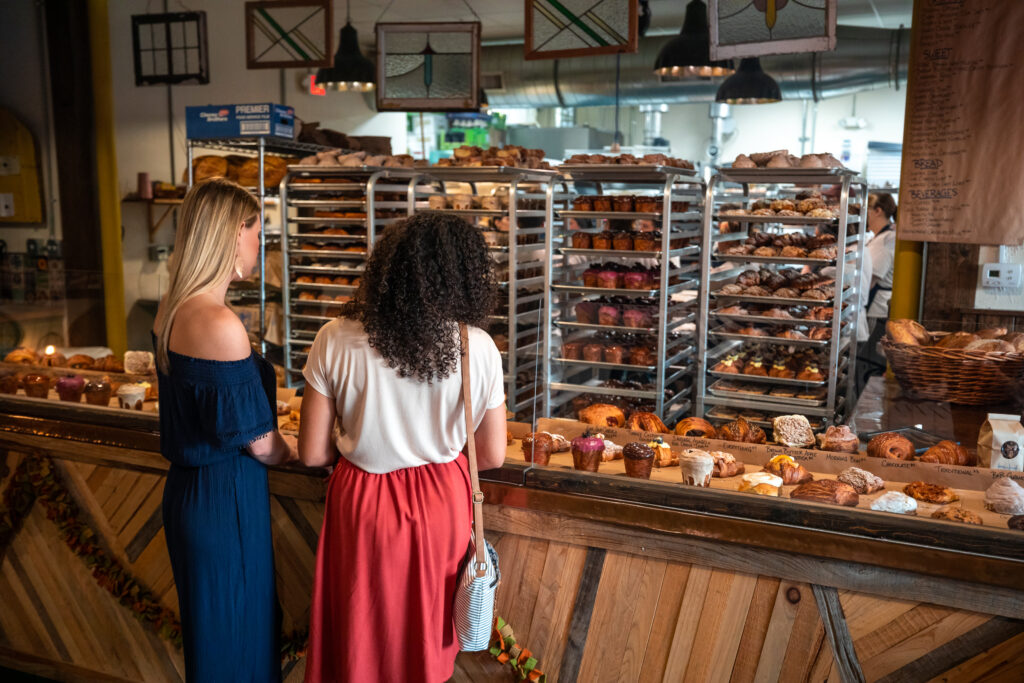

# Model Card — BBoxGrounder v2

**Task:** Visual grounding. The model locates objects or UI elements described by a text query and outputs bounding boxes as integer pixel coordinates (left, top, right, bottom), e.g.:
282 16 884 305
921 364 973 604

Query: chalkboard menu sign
899 0 1024 245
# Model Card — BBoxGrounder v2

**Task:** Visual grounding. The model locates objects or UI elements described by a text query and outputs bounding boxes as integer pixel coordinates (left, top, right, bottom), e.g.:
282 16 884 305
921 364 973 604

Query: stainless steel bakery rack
280 165 432 386
413 166 566 420
545 164 714 426
186 136 334 355
695 166 868 429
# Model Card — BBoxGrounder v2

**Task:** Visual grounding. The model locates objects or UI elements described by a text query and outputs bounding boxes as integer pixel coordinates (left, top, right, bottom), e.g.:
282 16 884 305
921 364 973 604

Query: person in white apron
856 193 898 393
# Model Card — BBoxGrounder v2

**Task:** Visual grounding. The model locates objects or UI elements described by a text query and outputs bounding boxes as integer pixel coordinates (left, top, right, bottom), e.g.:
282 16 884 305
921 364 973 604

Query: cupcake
679 449 714 486
0 370 18 395
612 231 634 250
521 432 554 465
635 196 660 213
23 373 50 398
634 231 661 251
116 383 147 410
596 270 619 289
592 230 614 250
55 375 85 402
623 271 649 290
572 196 594 211
582 343 605 362
84 377 113 406
603 345 626 364
598 305 621 326
623 442 654 479
593 196 613 212
629 346 655 366
571 435 605 472
562 341 583 359
575 301 599 324
582 267 601 287
571 232 593 248
622 307 653 329
613 195 635 212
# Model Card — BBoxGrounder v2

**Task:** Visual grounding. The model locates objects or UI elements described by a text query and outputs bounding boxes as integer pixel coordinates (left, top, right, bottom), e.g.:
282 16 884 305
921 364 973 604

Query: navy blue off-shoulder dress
155 338 281 682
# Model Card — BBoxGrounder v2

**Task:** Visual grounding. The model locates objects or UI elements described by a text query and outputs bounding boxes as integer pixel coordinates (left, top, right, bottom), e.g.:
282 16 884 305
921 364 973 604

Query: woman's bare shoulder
170 299 252 361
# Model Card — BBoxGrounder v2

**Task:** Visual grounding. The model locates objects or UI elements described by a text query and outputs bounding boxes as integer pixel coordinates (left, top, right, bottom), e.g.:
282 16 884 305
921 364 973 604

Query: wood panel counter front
0 396 1022 682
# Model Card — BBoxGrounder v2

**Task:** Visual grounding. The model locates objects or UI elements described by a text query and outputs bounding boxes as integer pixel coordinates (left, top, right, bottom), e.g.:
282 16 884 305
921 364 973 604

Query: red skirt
304 454 472 683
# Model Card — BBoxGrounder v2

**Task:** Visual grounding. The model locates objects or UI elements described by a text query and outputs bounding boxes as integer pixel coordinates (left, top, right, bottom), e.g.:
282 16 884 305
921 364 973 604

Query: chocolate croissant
626 411 669 434
919 440 977 466
717 417 767 444
674 417 717 439
867 433 914 461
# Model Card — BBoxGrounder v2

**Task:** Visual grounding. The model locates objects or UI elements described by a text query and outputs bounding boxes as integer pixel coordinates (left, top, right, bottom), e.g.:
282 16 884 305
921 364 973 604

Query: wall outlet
982 263 1023 289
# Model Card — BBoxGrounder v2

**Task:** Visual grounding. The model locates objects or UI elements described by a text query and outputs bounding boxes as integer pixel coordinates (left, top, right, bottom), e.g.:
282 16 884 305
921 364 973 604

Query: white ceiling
339 0 913 42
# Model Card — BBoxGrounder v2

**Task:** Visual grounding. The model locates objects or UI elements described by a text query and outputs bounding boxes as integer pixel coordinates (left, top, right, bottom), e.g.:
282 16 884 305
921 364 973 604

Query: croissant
674 417 717 439
763 455 814 485
711 451 745 478
717 417 767 444
867 433 914 460
919 440 977 466
578 403 626 428
626 411 669 434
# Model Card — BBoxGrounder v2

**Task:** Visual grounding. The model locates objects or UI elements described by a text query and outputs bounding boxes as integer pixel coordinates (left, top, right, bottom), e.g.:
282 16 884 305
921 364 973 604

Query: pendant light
715 58 781 104
654 0 734 79
316 0 375 92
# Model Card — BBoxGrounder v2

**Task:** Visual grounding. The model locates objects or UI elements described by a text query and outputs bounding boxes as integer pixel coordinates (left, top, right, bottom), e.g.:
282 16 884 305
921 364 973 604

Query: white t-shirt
867 227 896 319
303 317 506 474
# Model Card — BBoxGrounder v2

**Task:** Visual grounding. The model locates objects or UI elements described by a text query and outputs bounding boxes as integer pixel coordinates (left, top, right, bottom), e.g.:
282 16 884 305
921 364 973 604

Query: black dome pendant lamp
316 0 375 92
654 0 734 79
715 57 781 104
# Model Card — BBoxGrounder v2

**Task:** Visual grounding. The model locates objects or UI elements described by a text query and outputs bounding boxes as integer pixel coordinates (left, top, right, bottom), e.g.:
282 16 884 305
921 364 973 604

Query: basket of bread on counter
882 320 1024 405
507 409 1024 531
1 347 157 411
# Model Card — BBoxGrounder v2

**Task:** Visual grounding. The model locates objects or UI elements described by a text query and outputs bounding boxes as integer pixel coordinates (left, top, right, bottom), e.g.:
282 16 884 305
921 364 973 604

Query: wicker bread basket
881 337 1024 405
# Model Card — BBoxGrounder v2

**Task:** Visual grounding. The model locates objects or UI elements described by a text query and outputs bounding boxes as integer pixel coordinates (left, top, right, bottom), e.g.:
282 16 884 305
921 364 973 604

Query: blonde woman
153 178 295 682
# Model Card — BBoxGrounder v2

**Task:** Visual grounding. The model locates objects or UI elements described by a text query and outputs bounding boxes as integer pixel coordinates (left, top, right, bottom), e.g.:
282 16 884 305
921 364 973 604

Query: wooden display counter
1 381 1023 682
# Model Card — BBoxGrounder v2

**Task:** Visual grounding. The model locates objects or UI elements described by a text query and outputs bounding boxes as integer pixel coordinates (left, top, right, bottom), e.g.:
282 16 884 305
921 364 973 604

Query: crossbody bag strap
460 324 488 578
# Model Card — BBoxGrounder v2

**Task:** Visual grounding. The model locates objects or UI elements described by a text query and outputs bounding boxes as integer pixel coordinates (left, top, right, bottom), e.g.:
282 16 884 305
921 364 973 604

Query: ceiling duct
483 26 907 108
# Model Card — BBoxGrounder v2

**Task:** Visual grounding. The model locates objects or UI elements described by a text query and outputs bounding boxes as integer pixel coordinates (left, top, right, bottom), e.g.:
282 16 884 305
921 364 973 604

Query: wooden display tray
516 418 1024 532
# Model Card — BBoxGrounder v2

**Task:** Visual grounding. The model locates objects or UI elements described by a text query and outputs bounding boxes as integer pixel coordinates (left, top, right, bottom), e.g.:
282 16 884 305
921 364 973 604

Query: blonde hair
156 178 259 373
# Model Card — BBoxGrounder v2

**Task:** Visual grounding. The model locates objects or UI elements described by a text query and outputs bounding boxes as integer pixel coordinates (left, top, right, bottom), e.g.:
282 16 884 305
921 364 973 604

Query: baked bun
66 354 96 370
919 440 977 466
772 415 815 448
976 327 1008 339
964 339 1015 353
674 417 717 439
717 417 767 444
578 403 626 428
4 347 37 364
934 332 979 349
886 319 931 346
626 411 669 434
867 433 914 460
817 425 859 453
710 451 745 478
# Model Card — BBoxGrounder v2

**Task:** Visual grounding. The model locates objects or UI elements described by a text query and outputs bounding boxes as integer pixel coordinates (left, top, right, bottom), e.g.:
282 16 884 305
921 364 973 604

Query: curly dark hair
341 213 498 383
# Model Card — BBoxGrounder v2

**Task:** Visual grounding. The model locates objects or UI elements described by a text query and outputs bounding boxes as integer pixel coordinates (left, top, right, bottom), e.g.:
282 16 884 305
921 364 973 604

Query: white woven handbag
453 324 500 651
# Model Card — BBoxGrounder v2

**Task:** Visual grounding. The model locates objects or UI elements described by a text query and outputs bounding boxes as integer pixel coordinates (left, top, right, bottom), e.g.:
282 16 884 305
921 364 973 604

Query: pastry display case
543 163 713 426
279 165 430 386
414 165 567 421
694 164 868 433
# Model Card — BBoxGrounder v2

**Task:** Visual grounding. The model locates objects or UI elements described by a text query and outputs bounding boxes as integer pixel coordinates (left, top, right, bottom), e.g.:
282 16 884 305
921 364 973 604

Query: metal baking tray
552 282 696 297
291 233 366 242
707 370 828 387
704 406 824 430
558 245 700 258
287 312 338 324
555 314 696 335
707 378 828 406
714 213 839 225
557 210 701 222
557 164 697 180
714 166 858 183
423 166 559 182
710 291 835 307
713 253 837 266
553 357 658 372
291 282 356 293
286 182 367 192
289 264 364 275
288 248 366 259
709 310 833 328
709 327 830 348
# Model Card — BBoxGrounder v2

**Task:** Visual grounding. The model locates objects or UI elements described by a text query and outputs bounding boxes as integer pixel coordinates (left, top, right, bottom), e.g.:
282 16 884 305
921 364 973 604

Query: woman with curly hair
298 213 507 682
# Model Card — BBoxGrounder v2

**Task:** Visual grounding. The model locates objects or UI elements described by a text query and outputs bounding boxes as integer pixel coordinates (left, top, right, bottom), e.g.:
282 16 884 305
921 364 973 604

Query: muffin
623 271 650 290
571 435 605 472
592 230 614 250
623 442 654 479
598 305 621 326
116 383 147 410
679 449 714 487
596 270 620 289
622 307 653 329
84 377 113 406
629 346 655 366
521 433 554 466
571 232 593 248
582 343 605 362
604 345 626 364
593 196 613 212
582 267 601 287
572 196 593 211
613 195 635 212
0 370 19 395
575 301 599 324
562 341 583 360
634 231 660 251
635 196 661 213
612 231 634 250
23 373 50 399
55 375 85 402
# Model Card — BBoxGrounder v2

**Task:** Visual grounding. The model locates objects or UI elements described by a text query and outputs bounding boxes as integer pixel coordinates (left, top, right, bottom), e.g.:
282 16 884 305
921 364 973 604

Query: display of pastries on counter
296 149 421 168
715 267 837 301
563 153 694 168
569 230 691 252
730 150 844 170
718 230 840 258
568 195 691 213
713 302 835 323
715 322 837 342
435 145 550 169
710 345 830 382
2 347 148 374
885 319 1024 354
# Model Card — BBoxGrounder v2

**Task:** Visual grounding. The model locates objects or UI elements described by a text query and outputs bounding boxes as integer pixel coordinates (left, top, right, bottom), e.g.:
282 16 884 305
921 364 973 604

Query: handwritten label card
899 1 1024 245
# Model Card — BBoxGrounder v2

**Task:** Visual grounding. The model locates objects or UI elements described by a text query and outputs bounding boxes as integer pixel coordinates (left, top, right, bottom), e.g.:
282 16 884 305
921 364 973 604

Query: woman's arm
248 431 298 466
472 405 507 471
298 385 339 468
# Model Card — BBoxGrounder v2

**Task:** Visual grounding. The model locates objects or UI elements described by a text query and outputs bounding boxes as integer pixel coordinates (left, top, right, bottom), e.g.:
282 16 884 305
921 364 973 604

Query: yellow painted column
88 0 127 354
888 237 924 321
